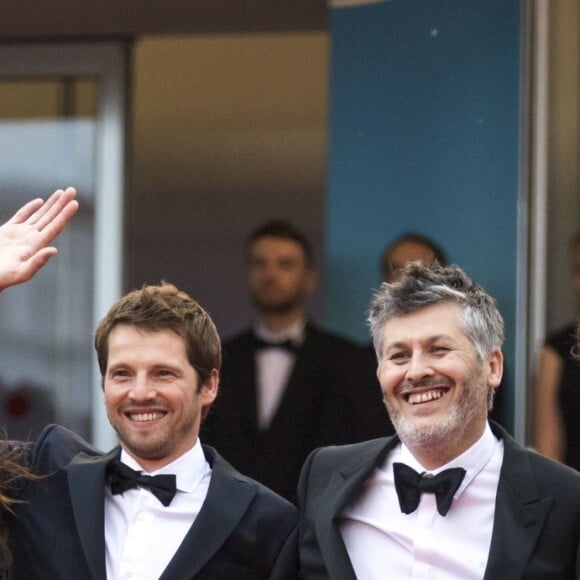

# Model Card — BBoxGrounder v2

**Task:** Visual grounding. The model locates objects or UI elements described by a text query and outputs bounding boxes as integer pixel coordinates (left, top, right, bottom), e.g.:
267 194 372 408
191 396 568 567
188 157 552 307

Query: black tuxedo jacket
297 422 580 579
8 425 298 580
202 322 390 504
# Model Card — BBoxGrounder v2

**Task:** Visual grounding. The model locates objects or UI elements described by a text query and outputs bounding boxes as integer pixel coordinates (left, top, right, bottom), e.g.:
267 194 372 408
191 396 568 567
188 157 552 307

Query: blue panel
325 0 522 429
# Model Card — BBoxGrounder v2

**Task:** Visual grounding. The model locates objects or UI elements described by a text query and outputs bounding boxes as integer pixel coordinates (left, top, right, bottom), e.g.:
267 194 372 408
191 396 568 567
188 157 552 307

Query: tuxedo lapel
265 324 321 435
238 333 260 433
67 448 118 580
267 353 315 434
159 446 259 580
314 438 397 580
483 424 553 580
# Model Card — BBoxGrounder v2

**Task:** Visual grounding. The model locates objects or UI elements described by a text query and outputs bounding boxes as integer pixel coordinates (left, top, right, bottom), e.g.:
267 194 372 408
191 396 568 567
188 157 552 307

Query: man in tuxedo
203 221 387 504
359 232 451 439
298 262 580 579
0 189 298 579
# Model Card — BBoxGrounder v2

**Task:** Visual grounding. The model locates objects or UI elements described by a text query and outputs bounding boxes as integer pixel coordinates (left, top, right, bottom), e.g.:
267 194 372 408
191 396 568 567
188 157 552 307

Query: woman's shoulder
546 323 577 359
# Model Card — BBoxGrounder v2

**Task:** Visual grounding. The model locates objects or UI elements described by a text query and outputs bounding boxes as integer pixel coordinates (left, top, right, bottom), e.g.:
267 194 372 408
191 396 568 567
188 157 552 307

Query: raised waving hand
0 187 79 291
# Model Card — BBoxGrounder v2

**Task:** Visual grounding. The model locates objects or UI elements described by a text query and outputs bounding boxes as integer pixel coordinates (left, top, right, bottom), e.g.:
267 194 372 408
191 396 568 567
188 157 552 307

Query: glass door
0 43 126 450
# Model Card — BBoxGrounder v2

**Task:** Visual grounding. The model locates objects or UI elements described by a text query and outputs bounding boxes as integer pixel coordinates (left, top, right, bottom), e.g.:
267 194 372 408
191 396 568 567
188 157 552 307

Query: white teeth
408 390 444 405
130 412 163 422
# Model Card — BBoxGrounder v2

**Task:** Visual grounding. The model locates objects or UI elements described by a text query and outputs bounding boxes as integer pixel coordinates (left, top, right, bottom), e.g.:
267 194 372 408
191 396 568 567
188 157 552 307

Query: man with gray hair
298 262 580 579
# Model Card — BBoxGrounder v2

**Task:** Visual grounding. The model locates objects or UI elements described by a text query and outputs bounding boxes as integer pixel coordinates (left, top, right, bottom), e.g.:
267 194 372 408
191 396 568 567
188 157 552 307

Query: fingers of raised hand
8 198 45 225
33 187 78 231
18 247 59 283
8 187 77 231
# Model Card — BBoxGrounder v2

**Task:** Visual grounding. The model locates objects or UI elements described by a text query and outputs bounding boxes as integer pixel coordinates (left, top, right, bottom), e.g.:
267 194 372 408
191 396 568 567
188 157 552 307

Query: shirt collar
399 422 500 498
254 318 306 345
119 439 211 494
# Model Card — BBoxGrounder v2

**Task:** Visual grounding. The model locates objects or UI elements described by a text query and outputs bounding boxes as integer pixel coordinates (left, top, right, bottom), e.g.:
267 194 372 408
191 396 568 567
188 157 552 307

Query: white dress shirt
340 423 504 580
254 319 305 429
105 440 211 580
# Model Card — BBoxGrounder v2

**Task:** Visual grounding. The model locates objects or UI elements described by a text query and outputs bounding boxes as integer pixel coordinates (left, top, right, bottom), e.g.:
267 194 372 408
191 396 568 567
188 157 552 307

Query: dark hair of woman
0 440 37 574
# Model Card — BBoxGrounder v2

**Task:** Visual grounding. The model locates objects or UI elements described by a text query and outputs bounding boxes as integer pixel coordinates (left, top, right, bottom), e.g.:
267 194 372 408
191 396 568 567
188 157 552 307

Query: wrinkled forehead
381 302 466 345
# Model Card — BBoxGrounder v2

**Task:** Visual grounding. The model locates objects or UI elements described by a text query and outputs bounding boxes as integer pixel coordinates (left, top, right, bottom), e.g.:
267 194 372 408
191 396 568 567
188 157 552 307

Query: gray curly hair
368 262 505 362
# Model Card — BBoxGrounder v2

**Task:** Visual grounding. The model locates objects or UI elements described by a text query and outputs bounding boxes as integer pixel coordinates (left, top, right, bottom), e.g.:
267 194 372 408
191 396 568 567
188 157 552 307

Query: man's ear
201 369 219 404
486 349 503 390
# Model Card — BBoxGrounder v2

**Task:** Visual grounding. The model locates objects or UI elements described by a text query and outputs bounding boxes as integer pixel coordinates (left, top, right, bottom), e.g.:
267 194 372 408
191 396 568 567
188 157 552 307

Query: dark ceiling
0 1 328 40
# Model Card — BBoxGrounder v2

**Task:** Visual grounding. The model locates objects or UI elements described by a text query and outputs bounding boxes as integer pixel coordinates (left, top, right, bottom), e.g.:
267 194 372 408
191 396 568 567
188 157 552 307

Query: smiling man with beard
0 192 298 580
298 262 580 580
9 283 299 580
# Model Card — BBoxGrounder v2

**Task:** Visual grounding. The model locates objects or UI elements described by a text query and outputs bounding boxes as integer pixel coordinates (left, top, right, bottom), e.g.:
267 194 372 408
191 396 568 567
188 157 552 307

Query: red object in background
5 392 31 417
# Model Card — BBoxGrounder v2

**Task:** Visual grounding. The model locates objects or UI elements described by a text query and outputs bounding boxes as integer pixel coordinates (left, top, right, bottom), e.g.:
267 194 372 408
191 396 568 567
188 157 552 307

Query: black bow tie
107 459 177 507
393 462 466 516
254 336 298 353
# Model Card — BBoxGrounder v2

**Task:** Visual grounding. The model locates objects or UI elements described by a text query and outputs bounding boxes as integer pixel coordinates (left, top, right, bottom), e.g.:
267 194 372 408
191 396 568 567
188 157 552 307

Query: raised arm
0 187 78 292
534 344 566 462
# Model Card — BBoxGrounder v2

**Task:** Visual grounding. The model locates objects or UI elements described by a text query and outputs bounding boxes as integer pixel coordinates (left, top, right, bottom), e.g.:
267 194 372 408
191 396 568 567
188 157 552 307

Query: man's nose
405 351 434 382
129 376 156 400
263 262 280 277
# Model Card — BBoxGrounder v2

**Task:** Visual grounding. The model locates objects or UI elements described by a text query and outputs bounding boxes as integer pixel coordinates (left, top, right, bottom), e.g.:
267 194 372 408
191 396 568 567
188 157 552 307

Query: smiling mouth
405 388 448 405
127 411 166 422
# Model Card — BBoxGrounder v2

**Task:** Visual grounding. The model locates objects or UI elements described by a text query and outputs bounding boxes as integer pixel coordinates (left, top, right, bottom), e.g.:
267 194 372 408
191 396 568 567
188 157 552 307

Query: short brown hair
245 220 314 268
94 282 221 386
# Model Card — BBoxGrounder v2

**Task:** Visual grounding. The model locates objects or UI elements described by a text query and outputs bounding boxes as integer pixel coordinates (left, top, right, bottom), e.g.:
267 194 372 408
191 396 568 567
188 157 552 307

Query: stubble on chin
119 432 170 461
111 419 165 460
385 372 487 452
387 403 468 450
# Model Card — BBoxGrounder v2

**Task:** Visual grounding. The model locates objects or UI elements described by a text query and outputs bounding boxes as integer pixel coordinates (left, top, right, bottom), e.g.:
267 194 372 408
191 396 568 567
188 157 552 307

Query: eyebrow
383 334 455 352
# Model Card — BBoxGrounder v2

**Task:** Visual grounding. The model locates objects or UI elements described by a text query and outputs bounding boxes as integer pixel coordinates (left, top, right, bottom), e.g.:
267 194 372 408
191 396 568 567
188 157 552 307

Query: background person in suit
298 262 580 579
1 193 298 579
203 221 381 504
